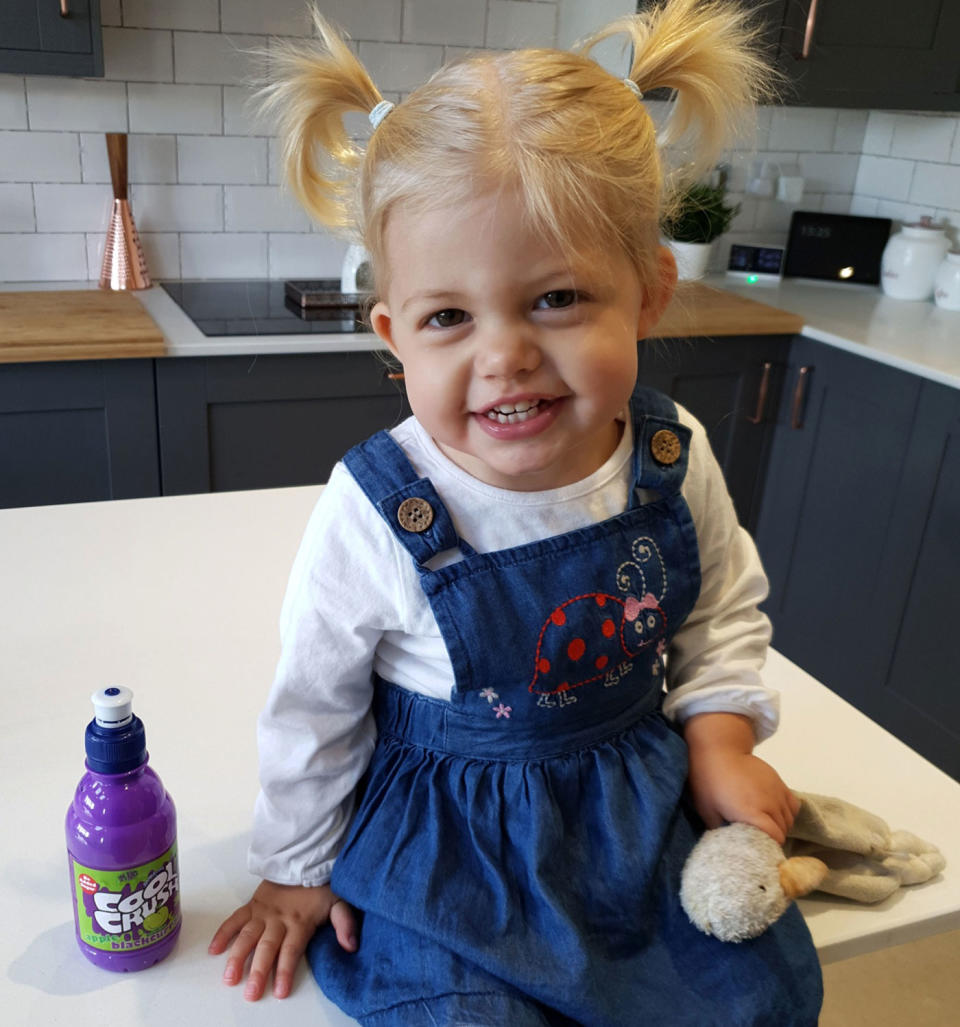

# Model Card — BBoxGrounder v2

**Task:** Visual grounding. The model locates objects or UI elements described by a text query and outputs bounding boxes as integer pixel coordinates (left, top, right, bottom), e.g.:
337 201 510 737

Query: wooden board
654 282 804 338
0 290 166 363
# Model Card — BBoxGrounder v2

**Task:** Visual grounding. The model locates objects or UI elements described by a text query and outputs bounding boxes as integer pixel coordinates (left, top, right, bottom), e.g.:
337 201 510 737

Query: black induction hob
161 279 370 337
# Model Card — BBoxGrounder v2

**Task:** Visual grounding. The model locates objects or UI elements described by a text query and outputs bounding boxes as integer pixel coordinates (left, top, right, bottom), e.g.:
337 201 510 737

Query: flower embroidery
479 687 499 703
493 703 512 719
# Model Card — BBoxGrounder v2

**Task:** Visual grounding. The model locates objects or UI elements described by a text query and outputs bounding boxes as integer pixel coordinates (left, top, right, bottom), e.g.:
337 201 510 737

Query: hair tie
368 100 395 129
622 79 644 101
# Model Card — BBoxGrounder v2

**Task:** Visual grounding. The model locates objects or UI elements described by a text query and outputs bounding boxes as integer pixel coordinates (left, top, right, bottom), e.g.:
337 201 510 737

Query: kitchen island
0 485 957 1025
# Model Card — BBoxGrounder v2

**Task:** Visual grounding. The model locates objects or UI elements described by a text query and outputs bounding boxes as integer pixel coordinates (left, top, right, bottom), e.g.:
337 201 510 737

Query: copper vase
99 133 151 290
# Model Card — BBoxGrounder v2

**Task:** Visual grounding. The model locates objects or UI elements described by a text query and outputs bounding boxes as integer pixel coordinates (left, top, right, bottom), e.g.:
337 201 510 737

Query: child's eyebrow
401 290 469 314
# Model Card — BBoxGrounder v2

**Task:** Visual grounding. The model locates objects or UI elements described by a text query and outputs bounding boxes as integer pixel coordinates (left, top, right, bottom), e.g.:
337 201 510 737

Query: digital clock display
728 244 784 275
783 212 892 285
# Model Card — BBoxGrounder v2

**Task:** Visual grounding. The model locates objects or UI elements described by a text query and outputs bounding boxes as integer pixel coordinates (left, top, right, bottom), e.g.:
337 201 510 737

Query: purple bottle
66 686 181 971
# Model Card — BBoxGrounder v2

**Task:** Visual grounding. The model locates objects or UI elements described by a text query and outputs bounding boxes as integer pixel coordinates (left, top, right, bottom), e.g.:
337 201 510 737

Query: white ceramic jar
934 251 960 311
880 217 950 300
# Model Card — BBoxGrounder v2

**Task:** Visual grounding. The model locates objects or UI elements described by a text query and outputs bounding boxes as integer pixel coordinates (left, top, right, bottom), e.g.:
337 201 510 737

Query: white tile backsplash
103 28 174 82
25 78 128 133
0 132 81 183
4 1 960 283
128 84 222 135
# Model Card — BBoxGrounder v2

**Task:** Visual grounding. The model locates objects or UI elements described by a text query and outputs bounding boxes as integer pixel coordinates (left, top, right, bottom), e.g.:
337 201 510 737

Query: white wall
0 0 957 282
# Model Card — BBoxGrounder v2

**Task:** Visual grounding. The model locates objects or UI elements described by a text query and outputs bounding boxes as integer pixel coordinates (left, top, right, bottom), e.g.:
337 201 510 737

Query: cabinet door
755 337 922 707
0 0 103 77
155 352 411 495
773 0 960 111
0 359 159 508
868 381 960 779
640 334 790 533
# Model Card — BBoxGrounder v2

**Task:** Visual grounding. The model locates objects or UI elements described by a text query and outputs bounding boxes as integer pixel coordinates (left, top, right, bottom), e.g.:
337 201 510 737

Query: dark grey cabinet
155 351 410 495
640 334 790 533
0 0 103 77
0 358 159 507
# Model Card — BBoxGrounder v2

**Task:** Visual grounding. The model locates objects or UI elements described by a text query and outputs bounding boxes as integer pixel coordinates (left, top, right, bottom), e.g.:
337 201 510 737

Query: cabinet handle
747 361 773 424
60 0 70 16
798 0 819 59
387 372 405 381
791 366 812 429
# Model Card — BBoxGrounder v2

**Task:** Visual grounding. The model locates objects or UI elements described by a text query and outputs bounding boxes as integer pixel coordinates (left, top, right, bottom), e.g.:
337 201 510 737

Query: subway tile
128 83 222 134
833 110 869 153
220 0 312 36
131 184 224 231
910 162 960 212
268 232 348 279
849 195 880 216
356 41 444 93
100 0 122 26
224 86 270 136
0 184 36 231
321 0 402 42
122 0 220 32
753 198 801 234
797 153 859 194
767 108 837 152
890 114 955 163
0 78 27 129
0 131 81 183
179 136 268 184
84 230 180 280
0 233 87 281
404 0 485 47
225 185 312 232
26 78 127 132
103 28 174 82
486 1 557 49
174 32 263 87
34 183 113 232
80 134 178 185
862 112 895 156
820 194 853 215
180 232 269 277
951 122 960 164
855 155 914 201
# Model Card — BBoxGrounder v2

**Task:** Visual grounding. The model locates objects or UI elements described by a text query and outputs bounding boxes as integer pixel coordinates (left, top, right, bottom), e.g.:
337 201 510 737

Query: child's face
370 189 675 492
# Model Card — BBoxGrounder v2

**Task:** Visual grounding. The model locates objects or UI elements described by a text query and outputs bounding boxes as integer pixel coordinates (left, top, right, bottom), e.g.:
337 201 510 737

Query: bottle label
71 842 180 953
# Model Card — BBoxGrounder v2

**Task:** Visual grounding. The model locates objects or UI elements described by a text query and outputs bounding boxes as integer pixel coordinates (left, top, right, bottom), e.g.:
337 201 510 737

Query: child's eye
427 309 467 328
535 289 579 310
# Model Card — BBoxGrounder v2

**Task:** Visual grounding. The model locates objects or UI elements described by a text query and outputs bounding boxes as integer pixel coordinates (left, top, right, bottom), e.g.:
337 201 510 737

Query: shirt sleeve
248 462 406 887
662 407 780 742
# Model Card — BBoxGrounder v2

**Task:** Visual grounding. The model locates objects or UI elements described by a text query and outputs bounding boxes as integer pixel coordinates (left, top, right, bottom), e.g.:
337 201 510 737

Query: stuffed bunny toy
680 792 945 942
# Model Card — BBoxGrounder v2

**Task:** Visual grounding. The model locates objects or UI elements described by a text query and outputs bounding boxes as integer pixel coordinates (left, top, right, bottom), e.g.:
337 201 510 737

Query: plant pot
665 239 714 281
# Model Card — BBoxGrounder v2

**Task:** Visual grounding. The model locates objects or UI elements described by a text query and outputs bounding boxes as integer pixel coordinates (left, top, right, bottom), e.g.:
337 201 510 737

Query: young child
209 2 823 1023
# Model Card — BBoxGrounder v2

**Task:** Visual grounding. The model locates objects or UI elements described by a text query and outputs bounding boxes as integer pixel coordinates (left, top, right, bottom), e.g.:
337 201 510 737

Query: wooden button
650 429 681 466
397 497 434 533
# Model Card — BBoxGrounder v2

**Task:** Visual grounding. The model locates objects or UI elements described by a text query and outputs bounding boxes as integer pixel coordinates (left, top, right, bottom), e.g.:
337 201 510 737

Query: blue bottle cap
85 686 148 774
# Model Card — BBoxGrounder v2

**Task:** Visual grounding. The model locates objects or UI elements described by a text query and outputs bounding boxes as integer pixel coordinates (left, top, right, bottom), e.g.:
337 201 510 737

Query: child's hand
209 880 357 1001
683 712 800 845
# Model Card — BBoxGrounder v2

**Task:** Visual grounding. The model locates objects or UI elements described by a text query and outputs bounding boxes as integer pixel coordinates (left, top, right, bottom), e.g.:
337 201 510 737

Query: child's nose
476 322 541 379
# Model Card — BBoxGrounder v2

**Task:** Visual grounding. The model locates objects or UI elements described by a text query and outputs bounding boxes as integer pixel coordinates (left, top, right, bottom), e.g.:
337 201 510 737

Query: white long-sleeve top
249 406 777 887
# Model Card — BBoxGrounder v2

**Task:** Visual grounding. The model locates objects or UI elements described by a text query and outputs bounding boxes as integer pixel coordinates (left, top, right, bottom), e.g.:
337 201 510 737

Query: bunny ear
779 856 829 899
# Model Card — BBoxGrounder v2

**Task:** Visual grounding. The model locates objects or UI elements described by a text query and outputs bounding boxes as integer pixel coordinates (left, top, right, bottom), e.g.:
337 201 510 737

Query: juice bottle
66 686 180 971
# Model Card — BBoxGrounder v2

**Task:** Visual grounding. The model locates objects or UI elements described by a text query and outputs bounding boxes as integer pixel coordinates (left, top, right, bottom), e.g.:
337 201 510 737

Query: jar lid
903 215 944 234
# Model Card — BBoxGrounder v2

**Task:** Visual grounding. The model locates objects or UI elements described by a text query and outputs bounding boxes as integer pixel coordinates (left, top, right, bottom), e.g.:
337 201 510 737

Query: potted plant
662 182 741 281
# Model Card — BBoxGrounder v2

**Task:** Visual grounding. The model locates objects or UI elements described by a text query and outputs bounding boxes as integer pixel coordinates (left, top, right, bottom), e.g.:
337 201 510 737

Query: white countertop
3 276 958 387
1 485 958 1024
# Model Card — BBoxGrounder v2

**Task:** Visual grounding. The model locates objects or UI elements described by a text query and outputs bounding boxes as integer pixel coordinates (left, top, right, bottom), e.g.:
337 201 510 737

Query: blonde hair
257 0 774 293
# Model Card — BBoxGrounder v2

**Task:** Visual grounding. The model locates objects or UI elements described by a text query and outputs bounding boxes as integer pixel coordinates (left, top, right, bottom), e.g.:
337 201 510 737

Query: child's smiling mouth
485 398 547 424
475 396 562 438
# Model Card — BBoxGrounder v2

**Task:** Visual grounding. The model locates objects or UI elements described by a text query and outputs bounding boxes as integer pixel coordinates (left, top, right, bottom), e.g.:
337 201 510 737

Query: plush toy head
680 822 828 942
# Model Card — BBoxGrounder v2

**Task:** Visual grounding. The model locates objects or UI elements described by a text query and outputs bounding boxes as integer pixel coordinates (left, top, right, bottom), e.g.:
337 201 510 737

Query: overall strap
343 430 474 568
628 385 692 497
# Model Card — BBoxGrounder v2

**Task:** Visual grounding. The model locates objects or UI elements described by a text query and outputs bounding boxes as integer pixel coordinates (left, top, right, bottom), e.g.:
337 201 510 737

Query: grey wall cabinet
155 351 410 495
0 0 103 77
639 334 790 533
0 358 159 508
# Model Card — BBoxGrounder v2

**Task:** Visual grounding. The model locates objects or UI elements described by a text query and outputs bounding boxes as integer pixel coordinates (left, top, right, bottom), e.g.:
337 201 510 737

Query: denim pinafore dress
308 387 822 1027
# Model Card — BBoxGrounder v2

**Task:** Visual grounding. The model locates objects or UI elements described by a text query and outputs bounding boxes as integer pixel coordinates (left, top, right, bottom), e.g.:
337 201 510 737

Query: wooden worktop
0 289 166 363
0 281 801 365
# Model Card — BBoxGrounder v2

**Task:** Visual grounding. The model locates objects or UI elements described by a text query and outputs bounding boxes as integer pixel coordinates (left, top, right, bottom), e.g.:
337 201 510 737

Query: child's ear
369 301 399 360
637 246 678 339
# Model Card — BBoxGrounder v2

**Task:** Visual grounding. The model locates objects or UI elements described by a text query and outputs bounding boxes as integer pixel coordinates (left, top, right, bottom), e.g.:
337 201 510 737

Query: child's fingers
221 917 266 988
243 922 287 1002
329 897 359 951
208 905 251 954
273 931 311 999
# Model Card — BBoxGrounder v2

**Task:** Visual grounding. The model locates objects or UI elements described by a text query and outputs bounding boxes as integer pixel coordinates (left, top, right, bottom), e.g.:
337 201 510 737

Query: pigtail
581 0 777 190
255 5 382 231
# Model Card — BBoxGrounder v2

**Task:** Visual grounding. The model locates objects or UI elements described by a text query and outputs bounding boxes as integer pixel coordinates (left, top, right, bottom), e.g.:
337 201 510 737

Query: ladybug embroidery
530 536 667 708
